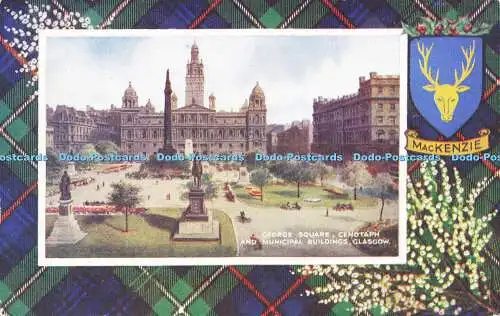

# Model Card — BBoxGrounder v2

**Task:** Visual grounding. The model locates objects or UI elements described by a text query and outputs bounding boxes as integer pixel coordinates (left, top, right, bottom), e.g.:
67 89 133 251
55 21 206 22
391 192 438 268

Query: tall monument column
159 69 176 154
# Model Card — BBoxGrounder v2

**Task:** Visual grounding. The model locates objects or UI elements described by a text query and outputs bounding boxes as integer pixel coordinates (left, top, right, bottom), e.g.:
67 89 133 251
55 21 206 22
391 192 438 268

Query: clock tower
185 41 205 106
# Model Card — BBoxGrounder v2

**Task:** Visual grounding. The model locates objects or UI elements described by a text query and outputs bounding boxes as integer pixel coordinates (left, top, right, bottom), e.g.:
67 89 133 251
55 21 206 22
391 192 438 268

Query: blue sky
45 33 401 124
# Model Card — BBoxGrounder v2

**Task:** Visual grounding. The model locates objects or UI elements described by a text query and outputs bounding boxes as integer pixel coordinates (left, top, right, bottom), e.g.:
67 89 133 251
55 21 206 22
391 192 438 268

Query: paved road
213 194 398 257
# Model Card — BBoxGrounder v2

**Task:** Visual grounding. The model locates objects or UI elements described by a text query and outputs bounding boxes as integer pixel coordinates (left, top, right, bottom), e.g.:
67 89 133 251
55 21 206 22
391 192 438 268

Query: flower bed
102 164 131 173
46 206 146 214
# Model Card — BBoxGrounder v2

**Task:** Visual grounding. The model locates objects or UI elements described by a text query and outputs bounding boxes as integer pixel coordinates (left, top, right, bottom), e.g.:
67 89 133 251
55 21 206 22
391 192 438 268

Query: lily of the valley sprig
297 159 498 315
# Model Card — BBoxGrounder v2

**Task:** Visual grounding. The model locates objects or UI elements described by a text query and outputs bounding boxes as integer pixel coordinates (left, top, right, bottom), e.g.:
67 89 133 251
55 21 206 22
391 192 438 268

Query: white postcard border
38 29 408 266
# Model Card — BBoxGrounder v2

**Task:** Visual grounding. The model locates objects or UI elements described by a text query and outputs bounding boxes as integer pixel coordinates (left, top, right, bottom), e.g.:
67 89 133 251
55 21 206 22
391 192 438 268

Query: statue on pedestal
192 159 203 189
174 154 219 241
46 171 87 245
59 171 71 201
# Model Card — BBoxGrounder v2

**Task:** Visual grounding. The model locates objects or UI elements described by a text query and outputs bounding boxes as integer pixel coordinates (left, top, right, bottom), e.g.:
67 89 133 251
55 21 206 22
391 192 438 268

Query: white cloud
45 32 401 124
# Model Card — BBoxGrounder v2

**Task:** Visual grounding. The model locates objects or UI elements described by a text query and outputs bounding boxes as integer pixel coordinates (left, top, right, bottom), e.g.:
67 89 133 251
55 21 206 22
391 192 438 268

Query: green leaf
444 9 458 22
456 18 467 29
421 18 434 34
402 23 418 37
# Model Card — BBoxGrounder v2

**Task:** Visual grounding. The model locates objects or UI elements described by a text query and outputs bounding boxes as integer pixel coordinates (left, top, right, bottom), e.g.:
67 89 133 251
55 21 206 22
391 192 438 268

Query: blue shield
409 37 483 137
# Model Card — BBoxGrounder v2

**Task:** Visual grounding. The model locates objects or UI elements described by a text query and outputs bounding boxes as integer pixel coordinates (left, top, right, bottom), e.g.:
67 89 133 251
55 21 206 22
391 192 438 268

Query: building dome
124 81 137 97
249 82 265 110
122 81 139 108
250 81 264 98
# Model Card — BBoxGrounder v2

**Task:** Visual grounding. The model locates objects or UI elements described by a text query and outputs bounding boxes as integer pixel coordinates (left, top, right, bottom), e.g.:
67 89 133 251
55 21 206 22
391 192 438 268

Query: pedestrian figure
97 185 100 191
167 193 171 200
148 195 150 200
103 181 105 187
326 208 329 217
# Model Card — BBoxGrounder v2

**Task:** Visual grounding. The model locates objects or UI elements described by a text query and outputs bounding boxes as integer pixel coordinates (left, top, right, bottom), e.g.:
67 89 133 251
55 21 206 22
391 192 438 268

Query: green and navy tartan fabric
0 0 498 315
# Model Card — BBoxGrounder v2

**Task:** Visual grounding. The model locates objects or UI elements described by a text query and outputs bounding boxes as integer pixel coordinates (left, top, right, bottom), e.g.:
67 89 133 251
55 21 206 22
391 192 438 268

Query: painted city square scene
40 31 403 263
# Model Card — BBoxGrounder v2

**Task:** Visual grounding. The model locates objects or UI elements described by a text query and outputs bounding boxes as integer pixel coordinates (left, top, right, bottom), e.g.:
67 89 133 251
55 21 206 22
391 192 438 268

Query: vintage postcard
38 29 407 266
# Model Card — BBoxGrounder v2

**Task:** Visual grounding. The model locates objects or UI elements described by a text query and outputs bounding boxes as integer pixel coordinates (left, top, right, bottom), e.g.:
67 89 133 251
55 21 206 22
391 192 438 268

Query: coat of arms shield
409 36 483 138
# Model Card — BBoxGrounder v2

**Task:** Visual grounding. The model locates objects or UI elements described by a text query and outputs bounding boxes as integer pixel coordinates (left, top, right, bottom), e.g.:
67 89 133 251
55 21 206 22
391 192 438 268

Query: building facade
266 124 285 154
47 105 119 153
46 126 54 149
311 72 399 157
47 43 267 156
275 119 312 154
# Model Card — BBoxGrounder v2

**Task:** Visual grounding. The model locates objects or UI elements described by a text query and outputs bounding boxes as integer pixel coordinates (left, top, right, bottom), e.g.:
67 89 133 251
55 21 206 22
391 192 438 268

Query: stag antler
417 42 440 87
454 41 475 87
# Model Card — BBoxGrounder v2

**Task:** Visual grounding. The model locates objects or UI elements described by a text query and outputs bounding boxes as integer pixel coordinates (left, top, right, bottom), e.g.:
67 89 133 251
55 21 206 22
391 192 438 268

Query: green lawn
45 208 237 258
232 184 378 208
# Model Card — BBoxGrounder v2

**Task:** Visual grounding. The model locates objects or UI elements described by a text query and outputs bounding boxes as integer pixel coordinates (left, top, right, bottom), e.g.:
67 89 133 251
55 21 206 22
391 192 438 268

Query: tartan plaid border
0 0 498 315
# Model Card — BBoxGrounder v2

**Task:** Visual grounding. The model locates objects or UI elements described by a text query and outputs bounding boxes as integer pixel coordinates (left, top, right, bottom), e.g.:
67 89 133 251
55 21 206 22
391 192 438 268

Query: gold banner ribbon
405 129 490 156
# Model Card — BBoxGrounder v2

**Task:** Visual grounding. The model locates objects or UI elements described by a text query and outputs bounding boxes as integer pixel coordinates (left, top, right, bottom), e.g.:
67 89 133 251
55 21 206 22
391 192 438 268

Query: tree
108 181 142 232
143 154 190 175
313 161 332 186
78 143 99 170
280 161 318 198
95 140 120 155
250 167 271 201
372 172 394 221
244 151 258 171
340 161 373 200
268 160 289 178
46 147 67 184
170 158 190 173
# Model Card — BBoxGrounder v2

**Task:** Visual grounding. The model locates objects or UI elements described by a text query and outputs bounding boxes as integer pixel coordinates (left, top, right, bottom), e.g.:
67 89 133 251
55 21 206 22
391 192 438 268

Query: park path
212 193 399 257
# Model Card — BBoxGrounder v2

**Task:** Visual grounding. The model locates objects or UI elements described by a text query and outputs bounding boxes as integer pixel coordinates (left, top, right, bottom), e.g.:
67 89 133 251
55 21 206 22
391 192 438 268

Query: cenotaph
46 171 87 244
238 166 250 184
185 139 193 156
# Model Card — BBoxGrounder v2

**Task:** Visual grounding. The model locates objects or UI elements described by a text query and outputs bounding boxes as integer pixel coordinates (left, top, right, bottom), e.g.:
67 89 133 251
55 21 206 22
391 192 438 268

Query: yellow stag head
417 41 476 122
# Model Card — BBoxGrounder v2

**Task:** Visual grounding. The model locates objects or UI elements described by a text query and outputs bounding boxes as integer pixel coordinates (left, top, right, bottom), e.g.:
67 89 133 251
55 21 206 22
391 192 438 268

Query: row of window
314 129 398 144
127 142 247 150
124 115 264 125
314 104 398 124
124 129 265 140
376 116 397 125
376 103 398 112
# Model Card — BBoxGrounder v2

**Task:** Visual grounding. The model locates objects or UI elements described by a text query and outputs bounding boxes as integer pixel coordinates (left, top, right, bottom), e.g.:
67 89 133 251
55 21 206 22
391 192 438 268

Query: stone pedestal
46 199 87 245
183 189 208 220
158 145 177 156
173 189 220 241
185 139 193 156
239 167 250 184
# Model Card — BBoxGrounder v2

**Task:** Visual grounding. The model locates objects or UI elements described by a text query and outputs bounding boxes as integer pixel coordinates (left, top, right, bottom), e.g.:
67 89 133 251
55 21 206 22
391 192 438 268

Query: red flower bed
46 205 146 214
